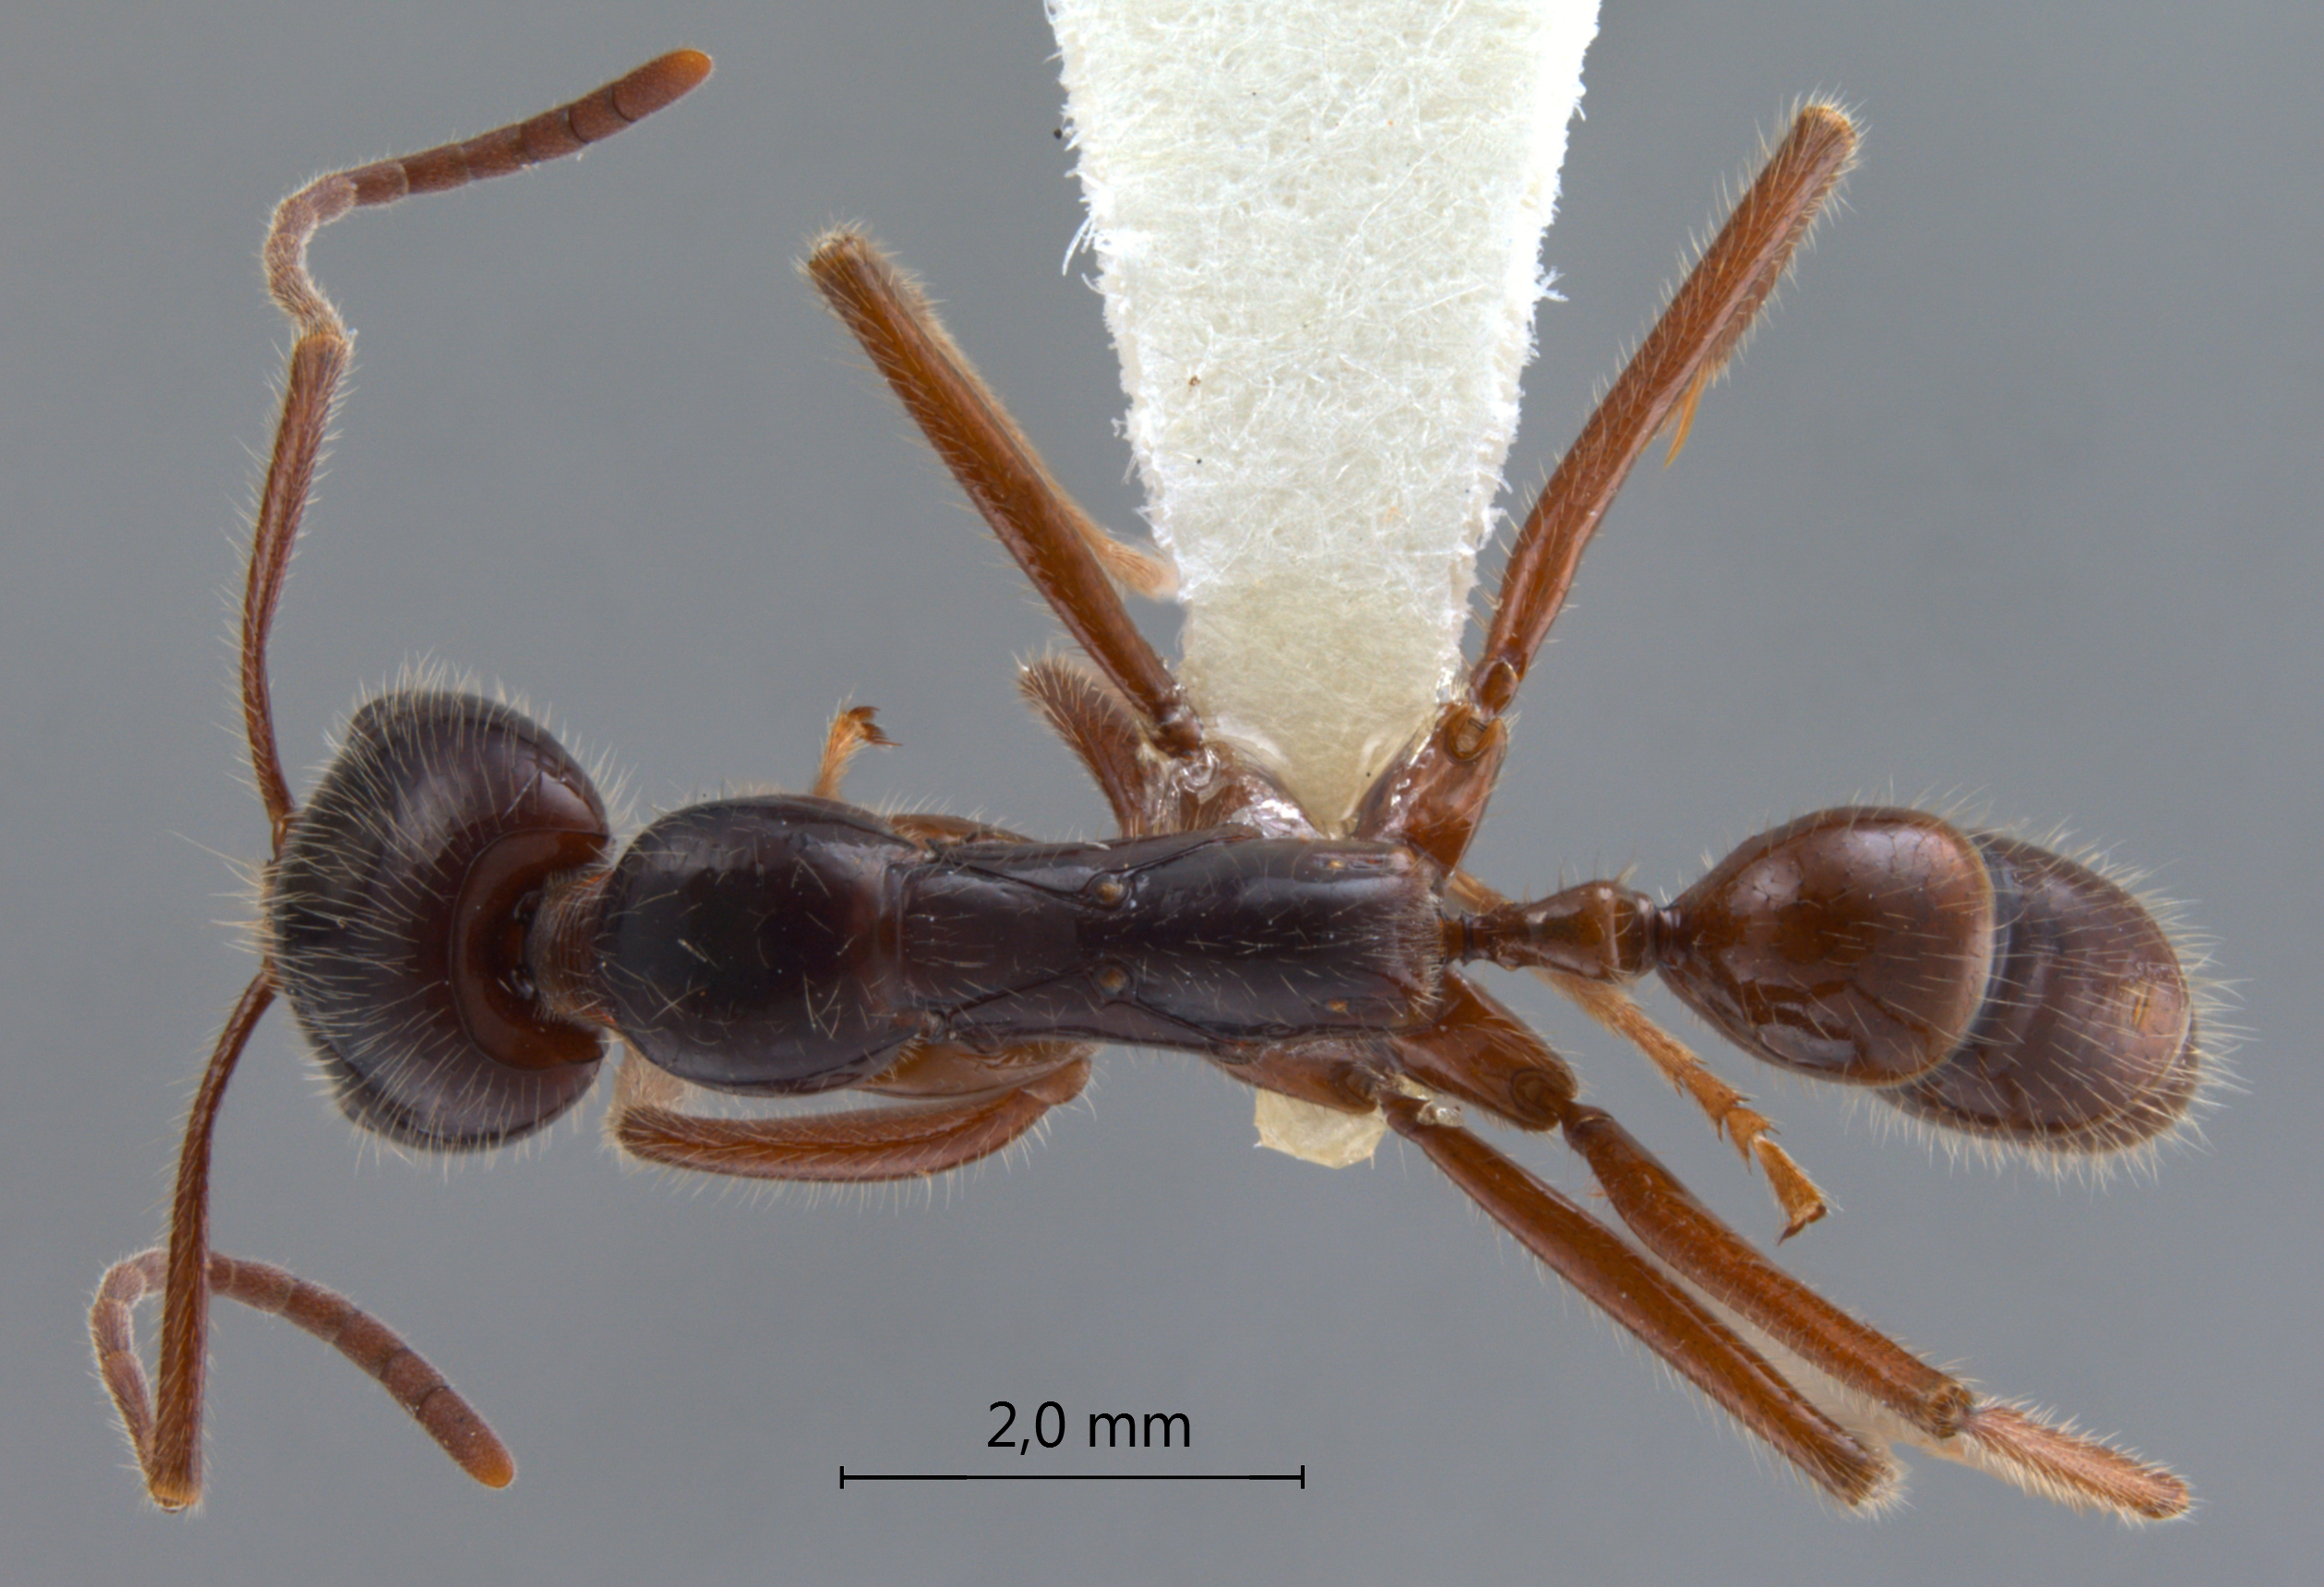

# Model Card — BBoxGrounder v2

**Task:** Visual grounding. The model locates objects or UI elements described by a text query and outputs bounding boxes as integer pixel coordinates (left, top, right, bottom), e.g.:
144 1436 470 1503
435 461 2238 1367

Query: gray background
4 2 2315 1583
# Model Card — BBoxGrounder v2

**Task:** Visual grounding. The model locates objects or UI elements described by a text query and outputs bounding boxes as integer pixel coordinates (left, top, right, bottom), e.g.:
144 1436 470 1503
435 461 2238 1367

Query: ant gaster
90 51 2201 1519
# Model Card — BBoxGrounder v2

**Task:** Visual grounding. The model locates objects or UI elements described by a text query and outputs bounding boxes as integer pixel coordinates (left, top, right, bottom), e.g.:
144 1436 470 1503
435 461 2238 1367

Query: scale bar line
841 1465 1305 1489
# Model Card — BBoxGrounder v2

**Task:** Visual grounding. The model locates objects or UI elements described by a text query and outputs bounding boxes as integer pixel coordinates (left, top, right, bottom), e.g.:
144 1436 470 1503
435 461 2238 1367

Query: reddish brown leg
1388 970 1578 1132
1478 101 1861 711
886 812 1031 846
861 1039 1093 1100
804 231 1202 756
1948 1406 2193 1521
608 1047 1091 1183
1207 1045 1382 1119
1378 1093 1897 1509
1563 1105 1968 1439
92 1248 512 1499
96 53 711 1512
1445 870 1829 1237
1392 986 2184 1515
1360 105 1859 871
1018 656 1163 835
1560 1104 2191 1519
810 704 896 798
1411 913 2186 1512
1560 972 1828 1236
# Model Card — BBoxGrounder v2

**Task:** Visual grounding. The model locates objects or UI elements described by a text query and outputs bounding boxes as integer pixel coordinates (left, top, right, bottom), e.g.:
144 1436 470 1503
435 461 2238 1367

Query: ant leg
1475 101 1855 758
1205 975 1582 1164
1207 1044 1382 1120
861 1039 1092 1099
1243 1027 1867 1496
1445 870 1831 1237
1020 652 1306 837
1562 974 1830 1236
92 1248 512 1500
805 231 1202 757
1198 1039 1394 1168
247 49 712 854
608 1044 1091 1183
809 704 896 799
1388 971 1578 1132
1358 105 1859 870
887 812 1031 845
1560 1105 2191 1520
1018 656 1162 835
1376 1093 1897 1509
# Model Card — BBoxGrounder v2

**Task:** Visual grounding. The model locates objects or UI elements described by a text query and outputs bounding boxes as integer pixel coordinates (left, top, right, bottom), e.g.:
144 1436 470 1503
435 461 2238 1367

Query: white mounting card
1053 0 1602 826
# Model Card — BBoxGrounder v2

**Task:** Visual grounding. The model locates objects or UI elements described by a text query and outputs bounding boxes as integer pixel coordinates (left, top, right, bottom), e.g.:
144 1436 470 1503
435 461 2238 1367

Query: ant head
267 691 611 1149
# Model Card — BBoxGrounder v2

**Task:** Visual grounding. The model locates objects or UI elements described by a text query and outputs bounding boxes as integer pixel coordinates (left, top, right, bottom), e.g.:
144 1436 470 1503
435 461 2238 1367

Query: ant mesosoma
92 50 2200 1518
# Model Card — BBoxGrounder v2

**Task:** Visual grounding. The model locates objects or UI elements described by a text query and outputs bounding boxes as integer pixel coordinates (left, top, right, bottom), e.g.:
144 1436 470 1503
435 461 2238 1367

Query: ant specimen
91 49 2201 1519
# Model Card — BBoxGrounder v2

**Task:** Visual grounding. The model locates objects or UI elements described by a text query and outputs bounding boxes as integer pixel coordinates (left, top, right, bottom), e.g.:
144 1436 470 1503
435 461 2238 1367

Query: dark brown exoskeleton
92 54 2204 1520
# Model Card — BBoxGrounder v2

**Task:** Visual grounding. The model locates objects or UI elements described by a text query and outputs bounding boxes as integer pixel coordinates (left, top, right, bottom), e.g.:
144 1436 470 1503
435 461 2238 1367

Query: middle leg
1356 104 1860 870
806 231 1202 757
607 1042 1091 1184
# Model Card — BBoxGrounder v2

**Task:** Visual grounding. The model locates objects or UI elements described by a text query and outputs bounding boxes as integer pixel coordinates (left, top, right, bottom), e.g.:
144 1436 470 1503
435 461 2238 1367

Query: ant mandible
90 49 2200 1518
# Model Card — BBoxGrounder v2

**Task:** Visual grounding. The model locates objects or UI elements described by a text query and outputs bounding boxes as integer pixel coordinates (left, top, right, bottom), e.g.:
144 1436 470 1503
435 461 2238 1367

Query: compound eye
269 691 611 1150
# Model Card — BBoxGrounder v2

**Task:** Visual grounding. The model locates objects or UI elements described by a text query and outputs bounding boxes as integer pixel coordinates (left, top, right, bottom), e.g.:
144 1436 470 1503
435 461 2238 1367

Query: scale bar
842 1465 1305 1489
